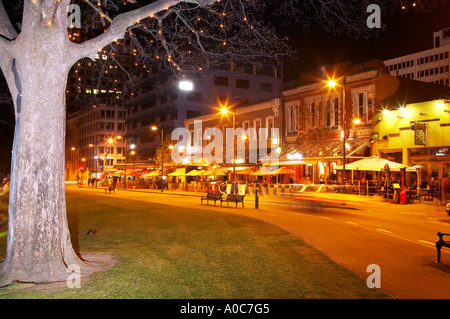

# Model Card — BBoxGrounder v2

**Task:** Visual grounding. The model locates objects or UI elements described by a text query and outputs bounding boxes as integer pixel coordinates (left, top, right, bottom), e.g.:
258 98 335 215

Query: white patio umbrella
335 156 407 172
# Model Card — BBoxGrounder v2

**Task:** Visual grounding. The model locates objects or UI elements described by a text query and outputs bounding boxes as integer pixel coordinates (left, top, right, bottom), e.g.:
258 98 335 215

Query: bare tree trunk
0 29 86 285
0 0 182 286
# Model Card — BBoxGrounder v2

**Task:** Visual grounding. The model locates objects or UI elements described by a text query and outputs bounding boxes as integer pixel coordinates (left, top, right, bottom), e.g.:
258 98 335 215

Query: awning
262 138 371 163
168 168 186 176
204 168 227 176
235 168 254 175
145 170 160 177
127 172 141 177
274 167 296 175
186 170 200 176
263 160 317 166
335 156 407 171
251 168 276 175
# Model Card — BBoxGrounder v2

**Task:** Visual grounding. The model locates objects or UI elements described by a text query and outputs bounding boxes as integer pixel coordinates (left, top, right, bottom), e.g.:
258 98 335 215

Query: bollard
255 189 259 209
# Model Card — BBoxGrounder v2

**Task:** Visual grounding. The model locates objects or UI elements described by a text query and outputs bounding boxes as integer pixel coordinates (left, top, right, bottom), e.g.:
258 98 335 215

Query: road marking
320 216 331 220
376 228 393 234
345 221 358 225
418 240 435 246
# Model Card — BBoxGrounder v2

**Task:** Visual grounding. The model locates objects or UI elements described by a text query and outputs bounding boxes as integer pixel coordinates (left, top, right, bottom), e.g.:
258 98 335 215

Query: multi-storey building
65 97 127 181
268 60 450 184
125 63 283 164
384 27 450 87
184 97 283 171
372 99 450 185
65 22 136 180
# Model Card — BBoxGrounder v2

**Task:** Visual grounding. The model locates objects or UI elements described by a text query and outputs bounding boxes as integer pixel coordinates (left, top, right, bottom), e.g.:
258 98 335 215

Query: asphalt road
67 185 450 299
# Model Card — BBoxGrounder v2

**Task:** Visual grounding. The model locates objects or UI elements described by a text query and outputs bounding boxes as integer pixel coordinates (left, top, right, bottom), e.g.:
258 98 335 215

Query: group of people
86 177 98 187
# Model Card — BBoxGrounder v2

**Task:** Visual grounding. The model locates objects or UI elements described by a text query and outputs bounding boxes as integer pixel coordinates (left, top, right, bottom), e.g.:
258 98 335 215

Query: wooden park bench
220 194 245 208
201 192 222 206
436 232 450 263
105 185 116 194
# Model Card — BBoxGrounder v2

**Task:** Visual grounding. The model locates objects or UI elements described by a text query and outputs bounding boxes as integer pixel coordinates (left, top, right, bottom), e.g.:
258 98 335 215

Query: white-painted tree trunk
0 24 86 285
0 0 228 286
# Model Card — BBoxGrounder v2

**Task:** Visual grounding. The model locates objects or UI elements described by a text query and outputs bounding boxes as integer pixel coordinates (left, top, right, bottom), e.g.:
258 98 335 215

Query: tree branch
69 0 184 62
0 1 18 116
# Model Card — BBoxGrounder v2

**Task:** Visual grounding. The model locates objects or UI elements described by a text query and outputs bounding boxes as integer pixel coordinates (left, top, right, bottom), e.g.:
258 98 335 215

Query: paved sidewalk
73 183 447 214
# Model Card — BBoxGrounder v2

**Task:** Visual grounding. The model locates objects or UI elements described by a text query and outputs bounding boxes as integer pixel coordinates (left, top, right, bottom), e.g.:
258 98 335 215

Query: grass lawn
0 192 389 299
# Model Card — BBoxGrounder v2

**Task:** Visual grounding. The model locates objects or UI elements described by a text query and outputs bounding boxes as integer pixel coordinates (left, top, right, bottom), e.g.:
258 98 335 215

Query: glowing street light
326 79 337 88
178 80 194 91
352 117 362 125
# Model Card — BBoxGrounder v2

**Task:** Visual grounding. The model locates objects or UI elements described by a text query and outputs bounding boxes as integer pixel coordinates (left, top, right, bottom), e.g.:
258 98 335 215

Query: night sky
281 2 450 81
0 1 449 133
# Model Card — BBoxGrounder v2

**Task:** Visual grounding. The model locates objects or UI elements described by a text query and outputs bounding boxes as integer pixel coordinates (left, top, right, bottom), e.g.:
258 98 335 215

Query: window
214 76 229 87
310 102 316 127
286 105 296 133
367 91 373 122
242 120 250 131
358 93 364 119
266 117 274 138
326 100 331 127
260 82 273 92
189 130 194 146
186 91 202 102
236 79 249 89
354 90 374 123
254 119 261 139
334 98 339 126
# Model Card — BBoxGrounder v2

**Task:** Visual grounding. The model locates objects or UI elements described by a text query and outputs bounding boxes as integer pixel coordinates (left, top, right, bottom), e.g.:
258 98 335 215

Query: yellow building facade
372 99 450 182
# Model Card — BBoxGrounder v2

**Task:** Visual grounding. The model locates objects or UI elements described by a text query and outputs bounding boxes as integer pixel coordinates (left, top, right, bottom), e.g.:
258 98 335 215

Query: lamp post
89 143 98 187
327 78 347 188
220 105 238 194
151 125 166 192
117 135 131 189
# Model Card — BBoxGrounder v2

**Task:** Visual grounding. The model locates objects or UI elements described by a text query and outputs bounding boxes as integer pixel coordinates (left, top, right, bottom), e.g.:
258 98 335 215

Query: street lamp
71 147 79 182
89 143 98 187
219 105 238 194
151 125 166 192
327 77 347 189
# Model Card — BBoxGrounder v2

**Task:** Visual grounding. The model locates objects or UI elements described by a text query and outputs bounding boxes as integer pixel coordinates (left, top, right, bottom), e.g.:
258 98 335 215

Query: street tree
0 0 293 286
